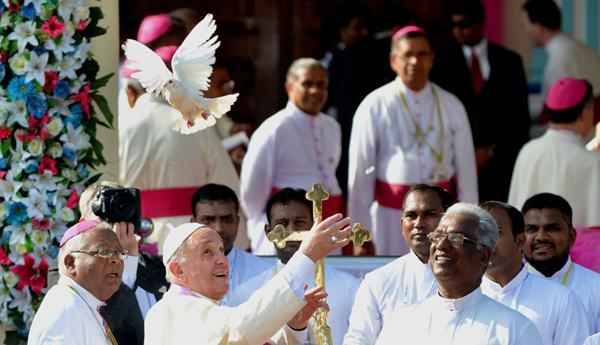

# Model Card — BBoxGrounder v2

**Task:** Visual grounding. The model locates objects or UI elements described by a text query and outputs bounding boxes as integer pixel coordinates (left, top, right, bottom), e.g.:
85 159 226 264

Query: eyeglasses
427 231 480 249
70 249 128 260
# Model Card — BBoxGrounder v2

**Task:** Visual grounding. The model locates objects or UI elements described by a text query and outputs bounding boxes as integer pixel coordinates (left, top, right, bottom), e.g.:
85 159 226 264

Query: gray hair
286 58 326 84
443 202 499 249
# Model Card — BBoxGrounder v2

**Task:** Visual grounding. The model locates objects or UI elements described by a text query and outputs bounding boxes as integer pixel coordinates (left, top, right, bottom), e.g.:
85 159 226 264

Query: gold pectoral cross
267 184 371 345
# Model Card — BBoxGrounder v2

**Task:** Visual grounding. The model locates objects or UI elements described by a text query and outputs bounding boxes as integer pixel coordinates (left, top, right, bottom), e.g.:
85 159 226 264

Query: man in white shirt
521 193 600 333
508 78 600 226
345 184 452 345
481 201 590 345
522 0 600 97
241 58 343 254
229 188 359 345
190 183 272 305
144 215 353 345
375 203 542 345
29 220 126 345
348 25 477 256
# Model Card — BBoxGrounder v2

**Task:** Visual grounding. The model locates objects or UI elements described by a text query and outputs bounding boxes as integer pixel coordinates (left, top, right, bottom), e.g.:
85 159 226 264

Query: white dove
122 14 239 134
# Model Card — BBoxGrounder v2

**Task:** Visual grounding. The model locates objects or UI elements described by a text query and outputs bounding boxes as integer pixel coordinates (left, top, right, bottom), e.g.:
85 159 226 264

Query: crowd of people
25 0 600 344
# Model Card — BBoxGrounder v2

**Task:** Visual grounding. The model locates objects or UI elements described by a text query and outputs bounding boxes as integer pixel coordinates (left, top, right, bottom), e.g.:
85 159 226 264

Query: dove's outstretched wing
171 14 220 96
122 39 173 94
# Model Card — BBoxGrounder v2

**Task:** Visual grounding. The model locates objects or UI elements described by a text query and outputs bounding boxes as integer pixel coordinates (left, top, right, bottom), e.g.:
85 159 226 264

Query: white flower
0 203 5 221
27 139 44 157
24 52 49 86
6 101 29 128
9 226 30 256
7 21 38 53
30 230 48 247
8 53 28 76
24 188 50 220
0 11 11 29
48 97 73 116
47 142 63 158
0 178 22 201
73 6 90 22
74 39 92 63
70 74 87 93
57 54 81 80
60 124 91 151
9 288 32 313
57 0 78 20
59 207 75 222
47 117 64 137
3 271 19 289
61 168 77 182
45 35 76 61
29 172 59 192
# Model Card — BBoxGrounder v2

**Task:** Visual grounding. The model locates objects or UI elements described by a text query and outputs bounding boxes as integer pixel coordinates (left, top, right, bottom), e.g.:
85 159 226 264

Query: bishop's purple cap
545 78 590 111
59 219 101 247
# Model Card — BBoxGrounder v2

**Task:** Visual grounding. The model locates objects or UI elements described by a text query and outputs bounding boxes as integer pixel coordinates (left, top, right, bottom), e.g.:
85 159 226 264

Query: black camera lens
109 192 137 219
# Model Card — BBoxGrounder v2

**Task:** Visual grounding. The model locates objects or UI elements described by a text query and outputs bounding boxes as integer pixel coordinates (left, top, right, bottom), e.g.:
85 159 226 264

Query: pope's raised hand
300 213 351 262
287 286 328 330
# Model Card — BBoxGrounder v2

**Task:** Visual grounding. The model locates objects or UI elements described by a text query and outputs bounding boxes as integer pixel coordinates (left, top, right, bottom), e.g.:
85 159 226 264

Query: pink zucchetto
545 78 590 111
59 219 101 247
137 14 172 45
154 45 178 64
392 25 425 41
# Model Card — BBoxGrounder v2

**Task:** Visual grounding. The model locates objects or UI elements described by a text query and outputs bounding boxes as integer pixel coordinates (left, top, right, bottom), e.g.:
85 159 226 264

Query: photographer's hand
113 222 139 256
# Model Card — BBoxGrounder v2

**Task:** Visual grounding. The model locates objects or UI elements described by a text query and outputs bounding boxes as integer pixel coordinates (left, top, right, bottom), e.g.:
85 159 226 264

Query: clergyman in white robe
348 78 477 255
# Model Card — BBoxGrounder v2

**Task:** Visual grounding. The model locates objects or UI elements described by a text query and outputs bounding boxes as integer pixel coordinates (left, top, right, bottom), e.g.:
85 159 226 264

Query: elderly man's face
192 201 239 256
177 228 229 300
429 214 490 292
267 201 313 264
523 208 575 263
401 190 444 262
286 67 328 116
65 229 124 301
390 37 434 91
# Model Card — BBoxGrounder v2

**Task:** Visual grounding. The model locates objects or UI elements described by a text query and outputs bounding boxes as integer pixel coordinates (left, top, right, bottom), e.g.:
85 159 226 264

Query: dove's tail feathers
172 115 217 135
206 93 239 118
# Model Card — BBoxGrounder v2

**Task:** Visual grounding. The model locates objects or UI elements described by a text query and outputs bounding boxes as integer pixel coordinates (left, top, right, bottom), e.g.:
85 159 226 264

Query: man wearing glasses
375 203 542 345
345 184 453 345
29 220 127 345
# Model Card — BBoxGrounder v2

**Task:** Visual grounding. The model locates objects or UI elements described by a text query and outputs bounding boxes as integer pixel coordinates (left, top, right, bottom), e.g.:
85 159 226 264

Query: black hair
404 184 455 210
191 184 239 217
449 0 486 24
481 201 525 237
522 193 573 227
265 188 312 223
336 4 369 31
522 0 562 31
543 80 593 123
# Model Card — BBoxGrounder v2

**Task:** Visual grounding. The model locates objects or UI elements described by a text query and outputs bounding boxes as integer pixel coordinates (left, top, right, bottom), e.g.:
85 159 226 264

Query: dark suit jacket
430 41 530 201
101 283 144 345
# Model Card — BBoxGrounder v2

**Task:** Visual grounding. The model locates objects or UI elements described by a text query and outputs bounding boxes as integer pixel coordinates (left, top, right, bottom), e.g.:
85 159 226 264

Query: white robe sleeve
448 97 478 203
121 255 139 289
347 98 378 230
553 290 592 345
507 148 527 209
344 277 381 345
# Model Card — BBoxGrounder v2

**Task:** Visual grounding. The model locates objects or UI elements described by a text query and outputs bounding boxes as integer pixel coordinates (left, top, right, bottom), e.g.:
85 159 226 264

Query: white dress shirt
509 129 600 227
527 258 600 333
375 288 543 345
348 79 477 255
345 251 436 345
481 266 590 345
28 276 111 345
543 33 600 97
221 247 274 306
462 39 490 81
240 101 342 254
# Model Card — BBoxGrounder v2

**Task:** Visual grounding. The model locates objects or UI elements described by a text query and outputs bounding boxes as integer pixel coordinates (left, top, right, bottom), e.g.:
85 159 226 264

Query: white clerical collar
545 127 585 144
526 257 573 281
286 101 322 122
482 264 528 295
408 250 430 266
59 275 105 309
462 38 488 61
396 77 432 104
434 286 482 312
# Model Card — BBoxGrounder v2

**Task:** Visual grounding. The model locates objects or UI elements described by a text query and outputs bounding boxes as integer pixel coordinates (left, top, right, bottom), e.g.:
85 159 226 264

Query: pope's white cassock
345 251 436 345
145 252 315 345
220 247 273 306
227 262 359 345
374 288 543 345
118 92 246 252
348 78 478 256
240 102 342 254
481 266 591 345
585 333 600 345
28 276 113 345
509 129 600 227
527 258 600 333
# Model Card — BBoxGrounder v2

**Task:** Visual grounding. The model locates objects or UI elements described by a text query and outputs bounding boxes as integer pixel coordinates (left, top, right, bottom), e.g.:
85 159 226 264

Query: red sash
140 187 198 218
374 177 457 210
270 187 345 217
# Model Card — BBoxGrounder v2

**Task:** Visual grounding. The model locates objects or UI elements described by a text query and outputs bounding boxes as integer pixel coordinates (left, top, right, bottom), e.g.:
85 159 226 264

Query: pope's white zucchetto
162 222 206 267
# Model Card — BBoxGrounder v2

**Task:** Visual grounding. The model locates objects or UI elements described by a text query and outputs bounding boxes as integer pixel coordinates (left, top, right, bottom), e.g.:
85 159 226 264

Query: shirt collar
545 127 585 144
286 101 322 122
396 77 432 104
59 275 105 309
462 38 488 60
433 286 482 312
167 282 219 304
526 257 573 280
482 264 528 294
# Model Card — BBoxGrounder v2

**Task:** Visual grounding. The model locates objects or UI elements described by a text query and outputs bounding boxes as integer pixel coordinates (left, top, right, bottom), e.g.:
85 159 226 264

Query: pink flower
72 84 91 118
38 156 58 176
76 20 89 31
0 171 6 179
66 190 79 209
0 247 12 266
42 16 65 39
11 255 48 294
0 127 11 139
32 219 52 231
44 71 59 94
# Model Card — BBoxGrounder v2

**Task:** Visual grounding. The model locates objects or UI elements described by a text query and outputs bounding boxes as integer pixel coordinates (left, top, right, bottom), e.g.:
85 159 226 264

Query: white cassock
118 92 247 252
527 258 600 333
28 276 113 345
345 251 436 345
348 78 477 256
220 247 274 306
481 266 591 345
375 288 543 345
240 102 342 254
226 261 359 345
144 252 314 345
543 33 600 97
585 333 600 345
508 129 600 227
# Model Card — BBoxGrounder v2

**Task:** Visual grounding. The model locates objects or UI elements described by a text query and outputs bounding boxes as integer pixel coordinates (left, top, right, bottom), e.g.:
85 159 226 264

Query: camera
91 186 154 238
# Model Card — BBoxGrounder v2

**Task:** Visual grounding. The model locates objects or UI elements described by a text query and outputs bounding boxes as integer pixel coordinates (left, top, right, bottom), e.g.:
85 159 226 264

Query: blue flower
78 164 89 178
7 77 35 102
24 160 38 174
7 202 28 225
54 80 71 98
64 104 83 127
0 227 11 245
27 93 48 119
0 64 5 82
0 158 7 170
63 147 76 163
47 245 59 259
21 3 36 20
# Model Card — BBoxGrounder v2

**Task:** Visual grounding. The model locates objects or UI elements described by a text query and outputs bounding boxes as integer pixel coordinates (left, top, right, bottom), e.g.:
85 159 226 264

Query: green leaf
90 137 106 165
92 93 114 128
91 73 113 90
85 173 102 186
0 139 9 157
